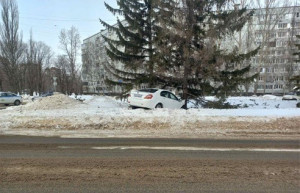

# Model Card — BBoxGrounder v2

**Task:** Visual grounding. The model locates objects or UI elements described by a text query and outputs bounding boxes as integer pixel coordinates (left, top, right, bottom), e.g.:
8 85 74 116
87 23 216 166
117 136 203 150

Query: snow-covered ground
0 94 299 138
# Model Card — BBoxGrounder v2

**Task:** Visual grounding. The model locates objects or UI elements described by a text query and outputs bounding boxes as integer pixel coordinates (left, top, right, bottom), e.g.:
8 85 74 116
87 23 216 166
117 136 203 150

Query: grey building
248 6 300 95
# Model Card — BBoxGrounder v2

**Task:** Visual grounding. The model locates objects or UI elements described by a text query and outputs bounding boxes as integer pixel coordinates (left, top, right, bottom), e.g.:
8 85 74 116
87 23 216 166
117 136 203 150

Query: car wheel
14 100 20 106
130 106 138 109
155 103 163 108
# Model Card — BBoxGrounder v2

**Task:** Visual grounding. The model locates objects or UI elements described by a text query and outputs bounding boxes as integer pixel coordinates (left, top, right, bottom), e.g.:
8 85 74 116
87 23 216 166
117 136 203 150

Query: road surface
0 135 299 193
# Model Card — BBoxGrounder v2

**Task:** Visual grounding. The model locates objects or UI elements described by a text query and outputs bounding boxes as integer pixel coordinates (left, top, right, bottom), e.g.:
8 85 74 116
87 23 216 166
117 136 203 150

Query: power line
19 16 117 23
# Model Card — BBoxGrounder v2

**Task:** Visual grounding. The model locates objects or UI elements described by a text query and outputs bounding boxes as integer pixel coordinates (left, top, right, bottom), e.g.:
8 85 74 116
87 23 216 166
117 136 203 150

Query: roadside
0 94 299 139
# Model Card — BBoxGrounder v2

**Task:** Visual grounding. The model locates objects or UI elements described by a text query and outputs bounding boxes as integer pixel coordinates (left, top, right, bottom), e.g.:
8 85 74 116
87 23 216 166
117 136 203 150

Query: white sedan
128 88 184 109
0 92 23 106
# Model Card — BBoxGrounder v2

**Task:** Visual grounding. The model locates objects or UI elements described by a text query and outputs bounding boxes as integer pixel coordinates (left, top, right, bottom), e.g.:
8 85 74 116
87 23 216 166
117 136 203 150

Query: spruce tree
100 0 175 91
156 0 259 107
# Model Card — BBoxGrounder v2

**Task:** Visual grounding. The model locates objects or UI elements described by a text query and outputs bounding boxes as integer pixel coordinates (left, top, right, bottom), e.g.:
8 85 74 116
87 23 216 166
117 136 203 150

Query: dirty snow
0 93 299 138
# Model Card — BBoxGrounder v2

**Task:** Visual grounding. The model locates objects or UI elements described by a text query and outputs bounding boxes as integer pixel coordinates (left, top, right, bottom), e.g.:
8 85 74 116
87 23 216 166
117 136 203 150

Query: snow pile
21 93 82 110
0 95 299 138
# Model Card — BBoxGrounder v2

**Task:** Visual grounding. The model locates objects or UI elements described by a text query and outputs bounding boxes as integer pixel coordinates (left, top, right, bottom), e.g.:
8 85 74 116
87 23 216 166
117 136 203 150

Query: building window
276 41 287 47
269 41 276 47
274 85 283 89
266 68 272 73
258 85 264 89
266 85 273 89
278 23 287 29
270 33 276 38
277 32 286 37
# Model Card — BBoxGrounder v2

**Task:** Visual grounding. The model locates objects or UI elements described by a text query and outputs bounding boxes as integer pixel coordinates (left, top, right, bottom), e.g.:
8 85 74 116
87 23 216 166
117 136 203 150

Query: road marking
87 146 300 152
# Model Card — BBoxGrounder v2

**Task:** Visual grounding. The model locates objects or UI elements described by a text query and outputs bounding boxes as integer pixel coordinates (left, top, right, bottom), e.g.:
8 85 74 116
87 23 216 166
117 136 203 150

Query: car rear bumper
128 98 154 109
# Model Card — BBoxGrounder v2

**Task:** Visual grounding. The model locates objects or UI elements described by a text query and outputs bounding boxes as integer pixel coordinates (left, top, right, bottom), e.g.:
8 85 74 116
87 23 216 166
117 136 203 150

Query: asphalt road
0 135 299 193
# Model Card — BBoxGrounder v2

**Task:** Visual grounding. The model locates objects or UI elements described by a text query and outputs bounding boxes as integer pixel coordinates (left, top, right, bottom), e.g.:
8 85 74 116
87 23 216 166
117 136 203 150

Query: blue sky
17 0 119 55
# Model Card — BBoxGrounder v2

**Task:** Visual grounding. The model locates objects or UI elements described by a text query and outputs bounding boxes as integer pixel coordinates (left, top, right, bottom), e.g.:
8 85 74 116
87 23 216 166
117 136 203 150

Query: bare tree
0 0 25 92
59 26 81 94
54 55 71 94
25 32 52 95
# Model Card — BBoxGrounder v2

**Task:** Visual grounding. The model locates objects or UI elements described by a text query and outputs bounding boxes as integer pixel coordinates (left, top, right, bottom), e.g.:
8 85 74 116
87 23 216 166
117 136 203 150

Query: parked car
282 91 300 101
0 92 22 106
128 88 184 109
32 92 53 101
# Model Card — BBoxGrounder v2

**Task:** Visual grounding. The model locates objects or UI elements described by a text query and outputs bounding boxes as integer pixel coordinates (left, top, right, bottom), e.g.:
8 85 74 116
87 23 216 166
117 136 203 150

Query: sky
17 0 119 56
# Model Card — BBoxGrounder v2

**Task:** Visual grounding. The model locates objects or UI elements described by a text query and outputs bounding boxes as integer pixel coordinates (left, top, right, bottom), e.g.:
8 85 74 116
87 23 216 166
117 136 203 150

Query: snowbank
18 93 82 110
0 95 299 139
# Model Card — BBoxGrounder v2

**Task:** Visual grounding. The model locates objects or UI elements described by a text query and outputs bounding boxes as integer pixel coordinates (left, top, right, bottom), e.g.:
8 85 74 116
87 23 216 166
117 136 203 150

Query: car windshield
138 89 158 93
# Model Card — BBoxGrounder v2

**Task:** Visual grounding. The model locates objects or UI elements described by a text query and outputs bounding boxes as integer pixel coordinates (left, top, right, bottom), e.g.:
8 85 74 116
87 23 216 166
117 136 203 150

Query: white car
282 91 300 101
0 92 23 106
128 88 184 109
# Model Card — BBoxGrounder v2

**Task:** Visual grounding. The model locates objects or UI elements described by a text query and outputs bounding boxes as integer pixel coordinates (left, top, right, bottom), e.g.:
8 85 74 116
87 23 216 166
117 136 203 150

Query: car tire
14 100 20 106
4 104 9 106
130 106 138 109
155 103 163 108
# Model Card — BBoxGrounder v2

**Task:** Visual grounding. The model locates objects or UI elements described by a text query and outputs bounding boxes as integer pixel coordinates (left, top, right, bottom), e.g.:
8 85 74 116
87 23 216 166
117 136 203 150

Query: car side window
1 93 7 97
160 91 168 98
168 92 179 101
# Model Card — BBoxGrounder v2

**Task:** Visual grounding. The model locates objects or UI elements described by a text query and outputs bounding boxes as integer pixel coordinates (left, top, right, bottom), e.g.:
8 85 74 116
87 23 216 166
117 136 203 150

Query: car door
6 93 15 103
159 91 170 108
0 93 6 103
167 92 182 109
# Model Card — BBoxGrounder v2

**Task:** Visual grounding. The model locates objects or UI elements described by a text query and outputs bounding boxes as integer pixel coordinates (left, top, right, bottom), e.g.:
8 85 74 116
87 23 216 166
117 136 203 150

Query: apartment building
82 6 300 95
247 6 300 94
81 26 124 94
